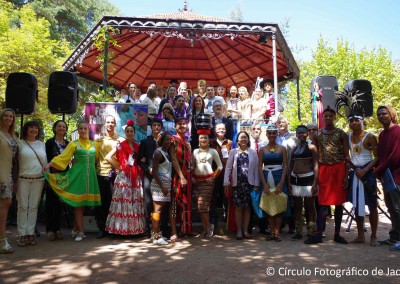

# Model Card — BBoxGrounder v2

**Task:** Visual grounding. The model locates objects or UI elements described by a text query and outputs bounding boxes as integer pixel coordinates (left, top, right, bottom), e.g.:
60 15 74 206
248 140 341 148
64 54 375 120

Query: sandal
170 234 179 242
28 235 37 246
17 235 27 247
243 233 252 239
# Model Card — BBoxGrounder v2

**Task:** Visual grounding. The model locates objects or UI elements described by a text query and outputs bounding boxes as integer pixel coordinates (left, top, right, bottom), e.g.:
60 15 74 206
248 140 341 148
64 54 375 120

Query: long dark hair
191 95 205 112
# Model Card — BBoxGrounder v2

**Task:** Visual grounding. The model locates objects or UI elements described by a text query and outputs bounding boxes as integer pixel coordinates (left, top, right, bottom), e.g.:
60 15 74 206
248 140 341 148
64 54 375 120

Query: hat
347 113 364 122
265 124 278 131
260 78 274 89
197 129 211 135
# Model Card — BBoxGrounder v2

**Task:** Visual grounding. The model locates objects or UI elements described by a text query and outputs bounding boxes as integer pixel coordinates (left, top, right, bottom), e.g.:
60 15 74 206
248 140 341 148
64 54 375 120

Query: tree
283 38 400 134
29 0 120 47
0 0 72 135
229 1 244 22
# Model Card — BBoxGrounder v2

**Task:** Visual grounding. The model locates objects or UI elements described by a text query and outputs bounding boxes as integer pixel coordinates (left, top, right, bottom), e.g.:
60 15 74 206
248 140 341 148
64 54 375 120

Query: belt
19 176 45 180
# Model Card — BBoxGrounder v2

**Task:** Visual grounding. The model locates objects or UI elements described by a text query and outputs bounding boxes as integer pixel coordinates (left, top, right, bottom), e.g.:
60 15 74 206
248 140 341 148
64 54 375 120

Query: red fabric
316 96 325 129
265 94 275 117
318 161 348 205
116 140 143 188
171 134 192 234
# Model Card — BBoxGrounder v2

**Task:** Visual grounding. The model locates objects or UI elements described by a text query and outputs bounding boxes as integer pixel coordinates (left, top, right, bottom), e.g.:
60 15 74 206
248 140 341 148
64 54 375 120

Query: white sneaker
0 238 14 254
75 232 86 242
153 238 168 245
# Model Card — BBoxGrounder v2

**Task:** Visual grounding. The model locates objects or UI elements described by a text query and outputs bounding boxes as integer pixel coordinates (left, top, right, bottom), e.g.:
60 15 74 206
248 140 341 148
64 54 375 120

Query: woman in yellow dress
43 121 101 241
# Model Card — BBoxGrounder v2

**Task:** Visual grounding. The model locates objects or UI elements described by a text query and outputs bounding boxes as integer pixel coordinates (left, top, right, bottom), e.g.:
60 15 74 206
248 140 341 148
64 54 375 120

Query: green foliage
29 0 120 47
0 0 71 137
93 25 121 92
283 38 400 134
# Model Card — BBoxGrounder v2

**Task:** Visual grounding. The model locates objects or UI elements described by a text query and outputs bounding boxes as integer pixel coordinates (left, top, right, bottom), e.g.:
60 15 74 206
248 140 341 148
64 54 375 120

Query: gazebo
63 3 299 113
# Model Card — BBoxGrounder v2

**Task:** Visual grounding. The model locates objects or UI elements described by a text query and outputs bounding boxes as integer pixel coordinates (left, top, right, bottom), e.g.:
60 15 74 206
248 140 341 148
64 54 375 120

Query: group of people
1 77 400 253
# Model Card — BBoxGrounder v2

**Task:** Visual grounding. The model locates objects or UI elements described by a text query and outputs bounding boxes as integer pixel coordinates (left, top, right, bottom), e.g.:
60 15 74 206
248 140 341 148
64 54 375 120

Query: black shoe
334 235 348 244
378 238 397 246
304 236 322 244
291 234 302 241
96 231 106 239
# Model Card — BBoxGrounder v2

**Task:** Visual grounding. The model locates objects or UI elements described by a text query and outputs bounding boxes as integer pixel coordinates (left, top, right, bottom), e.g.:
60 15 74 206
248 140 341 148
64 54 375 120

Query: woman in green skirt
44 121 101 241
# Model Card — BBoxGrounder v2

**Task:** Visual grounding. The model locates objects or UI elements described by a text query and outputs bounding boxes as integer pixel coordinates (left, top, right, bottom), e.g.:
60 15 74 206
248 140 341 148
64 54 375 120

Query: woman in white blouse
17 120 47 247
192 129 223 237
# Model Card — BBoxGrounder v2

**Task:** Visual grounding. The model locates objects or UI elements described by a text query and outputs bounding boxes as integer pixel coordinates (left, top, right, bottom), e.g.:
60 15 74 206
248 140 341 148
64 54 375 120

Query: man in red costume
169 117 192 241
312 107 350 244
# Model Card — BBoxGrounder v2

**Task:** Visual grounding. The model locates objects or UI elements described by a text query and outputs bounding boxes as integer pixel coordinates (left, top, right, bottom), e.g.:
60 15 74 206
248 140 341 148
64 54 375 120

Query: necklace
198 148 209 163
268 144 276 153
351 132 364 155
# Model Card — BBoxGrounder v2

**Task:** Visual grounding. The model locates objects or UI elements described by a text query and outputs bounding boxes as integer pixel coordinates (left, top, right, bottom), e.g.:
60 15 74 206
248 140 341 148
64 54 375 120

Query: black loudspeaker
6 72 38 114
310 75 338 111
342 80 373 117
48 71 78 114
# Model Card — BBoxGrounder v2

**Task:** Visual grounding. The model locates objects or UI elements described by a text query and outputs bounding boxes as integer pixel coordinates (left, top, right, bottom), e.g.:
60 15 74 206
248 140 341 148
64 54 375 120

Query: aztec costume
105 140 146 235
317 128 348 206
348 132 377 217
45 138 101 207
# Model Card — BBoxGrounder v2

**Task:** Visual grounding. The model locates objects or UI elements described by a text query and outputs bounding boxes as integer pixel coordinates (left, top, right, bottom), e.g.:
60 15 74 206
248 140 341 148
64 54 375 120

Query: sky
108 0 400 62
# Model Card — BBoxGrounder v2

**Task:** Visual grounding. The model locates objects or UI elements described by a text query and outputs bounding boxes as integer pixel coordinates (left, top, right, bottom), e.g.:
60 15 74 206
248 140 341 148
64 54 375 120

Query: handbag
259 191 288 217
382 168 397 193
250 189 263 218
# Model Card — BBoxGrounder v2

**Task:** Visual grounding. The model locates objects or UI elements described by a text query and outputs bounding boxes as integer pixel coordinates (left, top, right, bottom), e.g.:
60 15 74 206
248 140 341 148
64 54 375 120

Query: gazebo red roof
64 9 299 90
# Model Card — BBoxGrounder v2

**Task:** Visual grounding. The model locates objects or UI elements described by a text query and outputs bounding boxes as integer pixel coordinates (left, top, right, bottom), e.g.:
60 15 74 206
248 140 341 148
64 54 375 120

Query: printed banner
85 102 148 139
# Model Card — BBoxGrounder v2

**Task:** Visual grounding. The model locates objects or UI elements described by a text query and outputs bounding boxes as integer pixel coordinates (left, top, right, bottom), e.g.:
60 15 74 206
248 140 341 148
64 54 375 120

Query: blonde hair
238 86 249 99
197 79 206 87
0 108 17 136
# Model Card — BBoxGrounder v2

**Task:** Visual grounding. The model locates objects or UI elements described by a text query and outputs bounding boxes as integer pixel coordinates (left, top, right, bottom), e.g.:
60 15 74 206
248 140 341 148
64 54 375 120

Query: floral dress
232 152 252 207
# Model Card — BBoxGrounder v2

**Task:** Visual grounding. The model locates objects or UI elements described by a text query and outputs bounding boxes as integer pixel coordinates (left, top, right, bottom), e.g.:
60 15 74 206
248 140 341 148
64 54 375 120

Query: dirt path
1 214 399 284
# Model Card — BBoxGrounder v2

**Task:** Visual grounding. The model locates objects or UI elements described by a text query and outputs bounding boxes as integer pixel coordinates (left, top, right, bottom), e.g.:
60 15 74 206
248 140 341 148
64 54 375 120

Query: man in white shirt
141 88 160 118
249 123 268 235
204 85 226 115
